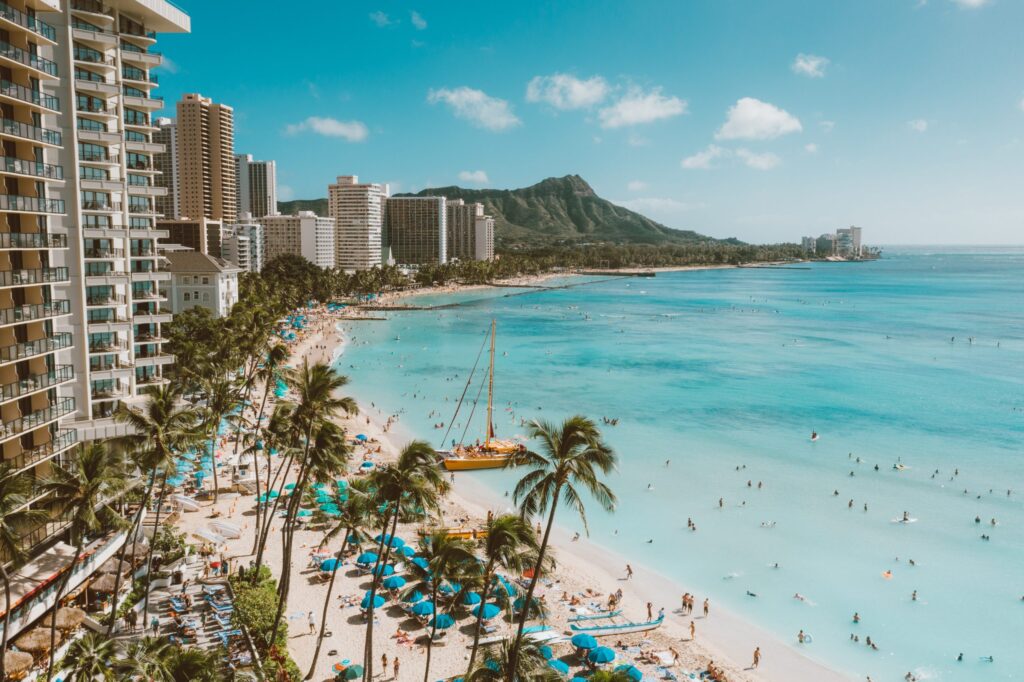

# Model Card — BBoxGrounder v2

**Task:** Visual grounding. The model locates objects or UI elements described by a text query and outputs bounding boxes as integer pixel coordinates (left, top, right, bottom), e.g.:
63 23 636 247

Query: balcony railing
83 247 123 258
122 69 157 83
0 267 70 287
126 160 152 171
73 47 115 66
0 117 62 146
0 232 67 249
0 156 63 181
71 0 109 14
77 100 108 114
0 398 76 440
0 332 73 363
91 385 125 399
86 294 125 306
0 1 58 42
0 366 74 402
80 151 117 163
0 299 71 326
89 339 126 353
0 39 57 76
0 80 59 111
82 200 120 211
7 429 77 472
90 358 132 372
87 314 128 326
0 194 65 214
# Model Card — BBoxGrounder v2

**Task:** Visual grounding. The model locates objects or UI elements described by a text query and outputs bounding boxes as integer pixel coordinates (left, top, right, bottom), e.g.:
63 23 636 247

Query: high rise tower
176 92 235 223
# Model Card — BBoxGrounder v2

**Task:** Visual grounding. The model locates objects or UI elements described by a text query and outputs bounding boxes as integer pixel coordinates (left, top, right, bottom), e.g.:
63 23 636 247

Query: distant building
236 153 278 218
259 212 336 268
801 236 816 254
327 175 387 271
222 216 265 273
816 233 837 257
176 93 237 223
154 117 179 218
385 196 447 265
836 226 863 258
158 217 223 257
446 199 495 261
164 251 242 318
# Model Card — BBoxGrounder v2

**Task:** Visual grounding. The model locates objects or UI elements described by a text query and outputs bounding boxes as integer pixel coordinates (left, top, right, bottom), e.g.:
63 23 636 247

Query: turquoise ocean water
335 248 1024 681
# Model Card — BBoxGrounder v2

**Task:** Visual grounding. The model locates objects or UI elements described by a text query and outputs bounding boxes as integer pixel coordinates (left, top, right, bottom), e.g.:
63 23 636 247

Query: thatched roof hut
89 573 118 593
3 650 33 674
13 627 59 653
42 607 87 631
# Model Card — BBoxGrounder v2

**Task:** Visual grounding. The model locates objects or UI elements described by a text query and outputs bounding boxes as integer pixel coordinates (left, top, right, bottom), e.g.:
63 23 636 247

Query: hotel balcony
86 315 131 334
0 267 70 287
0 365 74 404
0 156 63 182
123 93 163 110
89 358 134 382
84 271 129 287
70 0 114 23
0 79 59 113
82 199 121 213
0 300 71 327
133 352 173 368
124 139 163 154
0 38 58 79
85 293 126 308
0 332 73 366
0 397 76 443
0 117 62 148
75 77 118 97
90 383 127 401
130 270 169 283
132 311 171 325
0 232 68 250
76 99 117 119
78 150 119 166
72 23 118 48
77 127 120 146
6 428 77 474
82 246 124 259
0 194 65 215
0 1 58 45
135 372 167 387
87 338 127 354
72 46 115 70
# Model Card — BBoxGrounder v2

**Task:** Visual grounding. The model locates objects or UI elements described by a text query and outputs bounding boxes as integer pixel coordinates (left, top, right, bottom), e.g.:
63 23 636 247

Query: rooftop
164 250 242 274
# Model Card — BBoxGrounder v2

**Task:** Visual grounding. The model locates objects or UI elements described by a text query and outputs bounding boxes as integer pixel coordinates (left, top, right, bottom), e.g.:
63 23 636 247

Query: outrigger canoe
568 615 664 637
568 610 622 622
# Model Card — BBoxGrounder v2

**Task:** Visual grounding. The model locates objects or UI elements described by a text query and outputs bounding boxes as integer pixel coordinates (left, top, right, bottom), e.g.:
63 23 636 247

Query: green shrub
230 568 302 681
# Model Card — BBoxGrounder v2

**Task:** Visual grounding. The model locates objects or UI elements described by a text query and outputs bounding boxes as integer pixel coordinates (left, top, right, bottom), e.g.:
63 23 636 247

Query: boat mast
485 318 496 446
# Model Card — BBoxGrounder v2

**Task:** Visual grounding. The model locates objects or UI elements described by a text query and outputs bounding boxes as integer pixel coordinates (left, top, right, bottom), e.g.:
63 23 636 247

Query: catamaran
439 320 525 471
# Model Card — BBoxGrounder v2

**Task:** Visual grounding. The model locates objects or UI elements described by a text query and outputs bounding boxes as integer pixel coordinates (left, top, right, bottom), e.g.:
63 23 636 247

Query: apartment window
193 291 199 299
122 65 148 81
78 142 107 161
80 166 109 181
77 118 107 132
72 17 104 32
183 293 190 302
73 44 106 64
76 94 106 113
74 68 104 83
81 191 111 209
126 153 149 170
124 109 149 127
182 276 191 285
123 86 147 98
83 215 111 228
201 277 209 285
125 130 148 142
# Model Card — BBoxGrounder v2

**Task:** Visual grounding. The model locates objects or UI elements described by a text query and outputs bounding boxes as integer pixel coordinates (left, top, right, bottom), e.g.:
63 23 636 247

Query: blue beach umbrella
548 660 570 676
538 645 553 660
319 558 339 572
410 600 435 616
374 533 404 548
439 582 461 595
297 509 313 518
382 575 407 590
403 590 425 604
398 545 416 558
284 482 296 490
336 479 349 490
360 461 375 470
361 593 385 610
319 503 340 513
614 665 643 682
428 613 455 630
355 434 368 441
571 633 597 650
372 564 395 577
194 471 206 480
588 647 616 665
356 552 378 564
462 592 481 606
471 603 501 620
411 557 429 570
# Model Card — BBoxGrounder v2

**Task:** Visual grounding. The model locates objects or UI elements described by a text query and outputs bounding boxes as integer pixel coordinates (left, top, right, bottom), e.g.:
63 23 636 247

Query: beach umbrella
319 558 340 572
428 613 455 630
360 461 375 470
382 575 406 590
548 660 570 676
439 581 461 595
571 678 589 682
411 600 435 616
312 481 326 489
538 645 553 661
411 556 429 569
398 545 416 558
403 590 425 604
336 479 349 489
588 647 616 665
471 603 502 620
356 551 378 565
462 591 482 606
372 563 395 577
284 482 296 490
491 577 516 597
361 593 386 610
194 471 206 480
319 503 340 513
374 533 404 548
571 633 598 650
344 665 364 680
355 434 368 441
297 509 313 518
615 665 643 682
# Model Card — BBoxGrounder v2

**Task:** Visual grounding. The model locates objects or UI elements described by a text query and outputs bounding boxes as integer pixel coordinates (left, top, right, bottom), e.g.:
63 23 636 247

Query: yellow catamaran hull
442 454 512 471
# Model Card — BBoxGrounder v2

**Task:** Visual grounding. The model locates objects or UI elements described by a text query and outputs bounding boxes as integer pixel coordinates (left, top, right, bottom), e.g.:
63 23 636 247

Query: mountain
278 175 729 248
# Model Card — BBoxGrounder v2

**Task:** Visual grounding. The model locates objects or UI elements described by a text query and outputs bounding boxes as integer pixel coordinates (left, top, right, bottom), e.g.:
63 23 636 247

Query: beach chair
169 597 187 613
214 613 233 628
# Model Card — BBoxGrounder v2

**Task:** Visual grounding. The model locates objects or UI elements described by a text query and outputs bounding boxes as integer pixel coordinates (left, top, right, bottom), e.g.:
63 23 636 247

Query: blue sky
157 0 1024 245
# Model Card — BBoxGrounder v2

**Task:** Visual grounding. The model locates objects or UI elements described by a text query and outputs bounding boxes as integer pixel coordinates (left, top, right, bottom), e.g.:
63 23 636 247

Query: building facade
235 153 276 218
152 116 176 217
221 217 263 273
175 93 235 223
326 175 385 271
259 212 335 269
445 199 494 261
157 217 222 256
836 226 862 258
164 250 240 318
801 236 816 254
384 196 447 266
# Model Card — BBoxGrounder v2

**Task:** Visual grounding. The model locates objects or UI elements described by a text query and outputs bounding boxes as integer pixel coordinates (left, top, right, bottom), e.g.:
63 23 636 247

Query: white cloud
951 0 990 7
278 184 295 201
792 53 830 78
627 180 648 192
410 10 427 30
598 87 687 128
805 143 819 153
526 73 609 110
820 120 836 132
159 56 178 74
908 118 929 133
458 170 489 184
681 144 726 170
427 87 521 131
716 98 802 140
284 116 369 142
369 11 392 27
737 148 782 170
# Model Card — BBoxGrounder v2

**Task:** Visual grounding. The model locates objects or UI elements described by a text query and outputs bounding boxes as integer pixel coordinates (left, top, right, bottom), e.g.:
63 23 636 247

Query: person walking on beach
150 615 159 635
393 657 400 680
752 647 761 668
689 620 696 640
625 564 634 580
647 602 653 620
308 610 316 635
381 653 388 678
703 598 710 618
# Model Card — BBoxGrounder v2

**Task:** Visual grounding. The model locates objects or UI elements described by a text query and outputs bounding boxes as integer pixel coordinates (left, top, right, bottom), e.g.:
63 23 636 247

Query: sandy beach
173 278 851 682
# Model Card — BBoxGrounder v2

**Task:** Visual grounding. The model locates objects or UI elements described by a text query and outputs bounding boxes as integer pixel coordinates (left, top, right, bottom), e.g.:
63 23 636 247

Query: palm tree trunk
304 532 350 679
507 490 560 682
252 448 295 578
362 509 398 682
210 432 220 505
105 468 156 636
422 583 440 682
142 474 169 618
248 382 273 555
465 559 496 675
46 536 85 680
0 563 12 681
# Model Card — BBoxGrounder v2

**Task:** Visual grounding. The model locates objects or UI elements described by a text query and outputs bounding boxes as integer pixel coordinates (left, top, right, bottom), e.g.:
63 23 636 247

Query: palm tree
504 416 618 681
195 371 242 504
404 531 479 682
362 441 449 681
466 640 560 682
113 635 173 680
247 342 291 554
465 514 540 674
42 442 128 679
252 403 300 577
163 646 223 682
63 631 116 681
305 478 373 680
0 466 47 681
268 360 356 647
112 385 202 631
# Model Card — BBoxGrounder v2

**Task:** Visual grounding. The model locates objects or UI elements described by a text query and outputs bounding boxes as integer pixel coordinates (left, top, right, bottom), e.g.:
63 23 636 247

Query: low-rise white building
222 215 265 272
164 250 242 318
